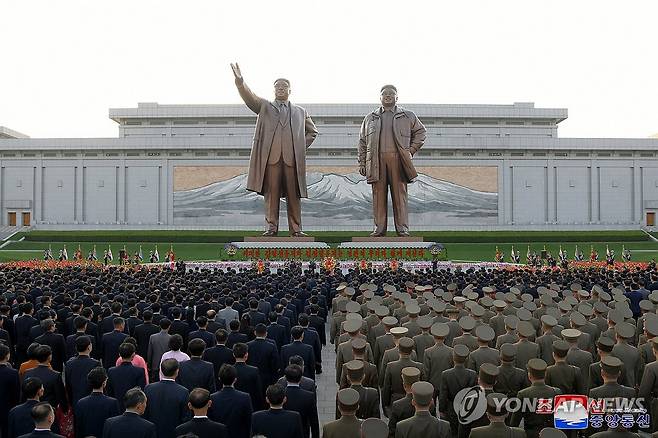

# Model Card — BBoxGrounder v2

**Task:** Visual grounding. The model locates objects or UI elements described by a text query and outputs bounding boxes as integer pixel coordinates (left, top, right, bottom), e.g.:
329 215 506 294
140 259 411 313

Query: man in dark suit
308 306 326 347
247 324 280 391
439 345 477 436
15 303 38 364
232 342 265 410
74 367 120 438
267 312 287 350
125 308 143 337
102 388 156 438
282 365 319 438
251 384 304 438
107 342 146 411
281 326 315 379
177 338 216 392
169 308 190 348
247 301 267 327
34 320 66 372
101 318 128 370
133 311 159 359
99 303 125 335
16 402 63 438
226 320 248 349
188 316 215 348
0 344 20 438
175 388 228 438
202 329 235 381
298 314 322 373
8 377 43 438
65 316 97 360
209 364 253 438
143 358 190 438
64 336 100 407
23 346 66 412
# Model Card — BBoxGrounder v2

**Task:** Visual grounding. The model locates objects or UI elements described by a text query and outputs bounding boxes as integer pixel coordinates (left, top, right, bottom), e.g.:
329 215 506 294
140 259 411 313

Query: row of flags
44 244 175 263
500 244 632 264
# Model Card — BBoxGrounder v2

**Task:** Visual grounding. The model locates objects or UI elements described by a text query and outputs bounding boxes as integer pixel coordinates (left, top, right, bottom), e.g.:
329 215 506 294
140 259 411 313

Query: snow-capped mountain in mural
173 172 498 226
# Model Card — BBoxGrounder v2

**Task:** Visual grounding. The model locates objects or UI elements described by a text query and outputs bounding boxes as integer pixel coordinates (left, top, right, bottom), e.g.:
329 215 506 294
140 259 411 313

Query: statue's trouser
263 160 302 233
371 151 409 234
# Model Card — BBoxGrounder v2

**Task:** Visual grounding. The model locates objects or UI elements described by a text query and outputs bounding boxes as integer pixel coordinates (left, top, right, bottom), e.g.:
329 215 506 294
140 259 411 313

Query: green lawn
1 230 656 263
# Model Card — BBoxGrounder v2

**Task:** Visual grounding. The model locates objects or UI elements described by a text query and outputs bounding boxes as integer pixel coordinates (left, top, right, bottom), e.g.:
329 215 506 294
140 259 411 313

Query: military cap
486 393 508 416
504 293 516 303
351 338 367 351
345 313 363 323
599 291 612 302
476 325 495 342
361 418 388 438
570 311 586 327
482 286 495 294
382 316 398 326
552 324 565 337
600 356 623 375
521 293 534 303
447 283 458 291
390 327 408 337
518 321 535 338
423 291 435 301
646 316 658 337
446 307 460 315
406 304 421 315
367 283 378 291
539 428 567 438
337 300 348 312
510 287 522 296
359 284 370 291
480 296 494 308
398 337 415 354
570 283 582 292
578 290 590 299
366 301 378 312
517 308 532 322
383 284 396 293
540 295 554 307
649 292 658 305
454 344 470 359
594 302 609 314
372 295 383 304
640 300 654 312
500 343 517 361
479 363 499 385
345 360 365 381
404 281 415 289
414 285 424 292
464 301 477 312
495 292 507 301
558 301 572 312
459 316 476 331
431 301 447 313
343 319 362 334
431 322 450 338
493 300 507 310
411 381 434 406
523 301 538 312
433 287 445 296
561 328 582 341
336 284 347 291
418 315 433 330
401 366 421 385
346 301 360 313
528 358 548 373
465 291 479 301
651 337 658 348
608 309 624 324
615 322 635 339
471 305 485 318
619 306 634 320
454 296 467 304
552 340 570 355
541 315 558 328
363 290 375 300
337 388 360 408
375 306 389 317
596 336 614 353
442 292 454 302
345 287 356 297
577 304 594 317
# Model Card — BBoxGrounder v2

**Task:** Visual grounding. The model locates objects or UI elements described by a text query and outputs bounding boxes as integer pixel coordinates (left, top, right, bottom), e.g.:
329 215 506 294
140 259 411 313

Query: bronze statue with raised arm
358 85 427 237
231 63 318 237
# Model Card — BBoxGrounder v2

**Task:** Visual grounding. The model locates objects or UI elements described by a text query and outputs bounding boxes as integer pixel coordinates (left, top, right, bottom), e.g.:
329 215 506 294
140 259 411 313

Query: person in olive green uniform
395 381 451 438
589 336 630 390
361 417 388 438
339 339 378 390
562 328 593 385
458 363 499 438
638 338 658 432
336 319 374 384
439 344 477 436
388 367 437 438
546 340 583 394
496 315 520 349
374 317 399 369
412 316 434 363
323 388 362 438
588 356 636 434
453 316 479 352
539 428 567 438
536 315 559 365
494 343 529 398
423 323 453 401
382 337 424 416
514 321 540 372
510 359 560 438
337 360 380 420
468 392 526 438
468 325 501 370
611 322 641 388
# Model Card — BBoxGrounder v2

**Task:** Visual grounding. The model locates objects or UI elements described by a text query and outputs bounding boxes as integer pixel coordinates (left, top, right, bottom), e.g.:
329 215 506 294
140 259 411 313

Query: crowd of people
1 263 658 438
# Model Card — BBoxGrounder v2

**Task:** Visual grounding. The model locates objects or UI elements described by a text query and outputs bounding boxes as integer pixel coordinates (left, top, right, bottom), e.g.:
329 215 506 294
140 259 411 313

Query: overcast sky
1 0 656 139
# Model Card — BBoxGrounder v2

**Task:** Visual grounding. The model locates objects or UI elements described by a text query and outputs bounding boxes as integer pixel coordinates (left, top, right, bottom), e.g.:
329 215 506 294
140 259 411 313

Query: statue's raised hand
230 63 243 83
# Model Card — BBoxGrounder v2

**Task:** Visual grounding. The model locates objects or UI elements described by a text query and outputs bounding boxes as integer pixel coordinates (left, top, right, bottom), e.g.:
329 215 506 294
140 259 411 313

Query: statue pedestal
351 236 424 242
244 236 315 242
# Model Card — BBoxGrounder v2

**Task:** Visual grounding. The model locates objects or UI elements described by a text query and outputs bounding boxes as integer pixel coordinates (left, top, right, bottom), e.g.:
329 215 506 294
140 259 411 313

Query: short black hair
284 364 303 384
380 84 398 93
266 384 286 406
168 334 183 351
113 317 125 327
188 338 206 356
161 358 179 377
35 345 52 363
124 388 147 409
233 342 248 359
291 326 304 340
31 402 53 423
0 343 9 361
188 388 211 409
218 364 237 386
22 377 43 399
119 342 135 359
75 335 91 353
229 320 240 331
215 329 228 343
87 367 108 390
160 318 172 330
255 323 267 336
289 355 304 367
74 316 88 330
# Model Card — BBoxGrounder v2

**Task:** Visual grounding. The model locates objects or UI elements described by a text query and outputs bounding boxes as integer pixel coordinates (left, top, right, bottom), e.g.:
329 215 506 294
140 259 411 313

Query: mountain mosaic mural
173 167 498 228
